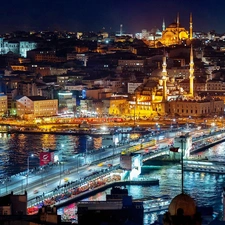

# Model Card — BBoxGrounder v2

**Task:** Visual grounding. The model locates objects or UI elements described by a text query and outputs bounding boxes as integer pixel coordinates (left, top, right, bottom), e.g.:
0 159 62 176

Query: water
0 132 225 223
0 133 102 177
0 132 133 177
58 143 225 224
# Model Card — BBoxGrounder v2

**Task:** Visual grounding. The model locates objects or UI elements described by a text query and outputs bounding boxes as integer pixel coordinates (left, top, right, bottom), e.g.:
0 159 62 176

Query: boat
142 195 171 213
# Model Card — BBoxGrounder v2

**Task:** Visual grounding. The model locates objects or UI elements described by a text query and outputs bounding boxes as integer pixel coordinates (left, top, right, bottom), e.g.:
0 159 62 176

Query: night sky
1 0 225 34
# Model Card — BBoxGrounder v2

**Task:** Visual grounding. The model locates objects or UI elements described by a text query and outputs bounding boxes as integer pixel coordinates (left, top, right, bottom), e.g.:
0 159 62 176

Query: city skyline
1 0 225 34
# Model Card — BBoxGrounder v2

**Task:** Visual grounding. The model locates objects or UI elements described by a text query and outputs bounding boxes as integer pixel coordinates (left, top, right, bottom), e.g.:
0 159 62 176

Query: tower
189 45 194 97
176 13 180 44
189 13 193 40
162 18 165 31
162 50 168 101
176 12 180 26
120 24 123 36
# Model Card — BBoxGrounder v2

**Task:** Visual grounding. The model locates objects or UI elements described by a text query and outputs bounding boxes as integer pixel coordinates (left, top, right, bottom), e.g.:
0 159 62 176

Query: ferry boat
142 195 171 213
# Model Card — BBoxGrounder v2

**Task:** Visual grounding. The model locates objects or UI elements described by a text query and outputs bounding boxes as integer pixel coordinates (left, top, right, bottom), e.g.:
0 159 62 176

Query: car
33 190 39 194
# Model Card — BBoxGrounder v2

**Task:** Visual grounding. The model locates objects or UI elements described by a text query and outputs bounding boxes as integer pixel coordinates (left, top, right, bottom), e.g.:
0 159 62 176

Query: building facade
0 93 8 116
166 97 224 117
0 38 37 57
16 96 58 119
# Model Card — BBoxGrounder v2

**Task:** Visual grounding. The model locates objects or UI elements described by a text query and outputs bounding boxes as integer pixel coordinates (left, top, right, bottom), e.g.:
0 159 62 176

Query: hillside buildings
0 17 223 119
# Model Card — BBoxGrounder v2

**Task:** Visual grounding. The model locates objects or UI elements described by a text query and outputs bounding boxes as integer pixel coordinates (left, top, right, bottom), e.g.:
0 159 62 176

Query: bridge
142 128 225 162
1 127 225 213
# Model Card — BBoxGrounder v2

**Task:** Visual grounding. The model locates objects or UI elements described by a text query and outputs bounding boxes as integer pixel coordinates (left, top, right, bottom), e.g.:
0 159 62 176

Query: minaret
189 13 193 40
162 50 168 101
177 12 180 44
176 12 180 26
162 18 165 31
120 24 123 36
189 45 194 97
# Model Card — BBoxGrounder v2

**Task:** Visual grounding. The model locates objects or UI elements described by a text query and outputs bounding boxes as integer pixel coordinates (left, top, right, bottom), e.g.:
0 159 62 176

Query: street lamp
112 134 116 165
73 154 80 174
171 119 176 130
61 144 64 173
27 154 34 187
85 136 92 164
59 144 65 186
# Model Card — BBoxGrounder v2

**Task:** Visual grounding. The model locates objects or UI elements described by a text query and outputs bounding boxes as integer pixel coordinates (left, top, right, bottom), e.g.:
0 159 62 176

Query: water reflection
1 132 225 223
0 132 130 177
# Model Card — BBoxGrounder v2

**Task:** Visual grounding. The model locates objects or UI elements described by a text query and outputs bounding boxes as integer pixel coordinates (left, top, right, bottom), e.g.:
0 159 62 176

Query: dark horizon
1 0 225 34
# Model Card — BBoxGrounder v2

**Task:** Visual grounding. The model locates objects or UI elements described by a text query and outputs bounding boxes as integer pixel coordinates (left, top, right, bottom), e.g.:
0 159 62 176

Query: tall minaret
162 18 165 31
176 12 180 26
177 12 180 44
162 50 168 101
120 24 123 36
189 13 193 40
189 45 194 97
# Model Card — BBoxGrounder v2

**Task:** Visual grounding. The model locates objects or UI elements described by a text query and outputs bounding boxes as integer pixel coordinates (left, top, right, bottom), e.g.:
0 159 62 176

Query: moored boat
142 195 171 213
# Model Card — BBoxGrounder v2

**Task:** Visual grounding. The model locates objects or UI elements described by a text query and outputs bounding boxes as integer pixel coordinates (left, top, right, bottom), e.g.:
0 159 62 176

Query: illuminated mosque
109 13 224 118
128 45 223 118
129 45 194 117
150 13 193 47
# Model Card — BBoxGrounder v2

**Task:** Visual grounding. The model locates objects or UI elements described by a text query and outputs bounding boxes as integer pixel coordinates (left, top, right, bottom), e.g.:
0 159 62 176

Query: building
128 82 142 94
27 48 66 63
108 96 129 116
120 153 142 179
17 81 42 96
0 194 60 224
107 43 225 118
130 45 217 117
159 13 192 46
66 53 88 66
77 186 144 225
16 96 58 119
0 191 27 215
0 38 37 57
58 91 76 114
166 97 224 117
0 93 8 116
118 59 145 72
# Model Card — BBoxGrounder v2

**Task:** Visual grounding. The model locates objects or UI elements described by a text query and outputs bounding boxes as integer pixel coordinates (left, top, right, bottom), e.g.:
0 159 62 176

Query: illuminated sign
40 152 54 166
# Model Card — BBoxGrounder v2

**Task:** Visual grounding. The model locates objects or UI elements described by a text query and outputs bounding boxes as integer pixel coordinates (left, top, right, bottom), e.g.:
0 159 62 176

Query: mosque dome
150 28 161 35
168 193 196 216
168 22 177 28
167 22 183 28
